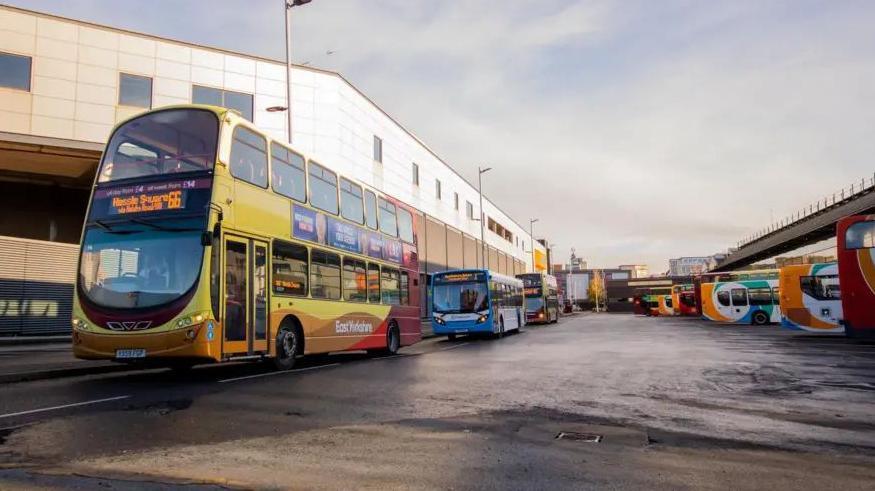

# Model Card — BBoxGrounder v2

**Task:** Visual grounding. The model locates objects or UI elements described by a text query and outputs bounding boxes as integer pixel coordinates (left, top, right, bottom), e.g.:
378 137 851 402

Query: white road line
218 363 340 383
0 395 131 420
439 342 471 352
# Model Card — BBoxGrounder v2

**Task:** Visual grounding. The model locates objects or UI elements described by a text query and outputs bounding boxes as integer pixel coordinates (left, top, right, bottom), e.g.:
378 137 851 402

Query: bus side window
272 240 308 296
731 288 748 306
342 258 367 302
270 142 306 202
378 197 398 237
308 161 339 215
310 249 341 300
717 290 731 307
400 271 409 305
367 263 381 303
364 190 378 230
229 126 268 188
381 267 400 305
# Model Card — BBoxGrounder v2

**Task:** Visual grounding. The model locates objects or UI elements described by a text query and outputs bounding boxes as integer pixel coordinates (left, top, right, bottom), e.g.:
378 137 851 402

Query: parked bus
72 105 421 370
778 263 842 333
432 269 523 340
693 269 778 315
671 284 698 316
657 295 674 316
633 286 671 316
836 214 875 337
700 270 780 325
516 272 560 324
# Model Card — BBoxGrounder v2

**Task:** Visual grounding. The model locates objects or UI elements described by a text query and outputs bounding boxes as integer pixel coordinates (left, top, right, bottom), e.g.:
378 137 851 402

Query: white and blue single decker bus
431 269 524 340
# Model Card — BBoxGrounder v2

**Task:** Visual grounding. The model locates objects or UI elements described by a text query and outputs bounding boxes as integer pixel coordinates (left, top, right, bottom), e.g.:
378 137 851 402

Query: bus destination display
434 272 486 284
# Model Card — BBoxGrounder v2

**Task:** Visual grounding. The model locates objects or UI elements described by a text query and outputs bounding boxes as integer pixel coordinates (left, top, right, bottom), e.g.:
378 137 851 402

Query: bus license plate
115 349 146 359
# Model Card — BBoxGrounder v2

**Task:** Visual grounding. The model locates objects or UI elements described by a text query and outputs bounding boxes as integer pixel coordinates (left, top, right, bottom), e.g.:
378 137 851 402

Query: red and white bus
836 214 875 338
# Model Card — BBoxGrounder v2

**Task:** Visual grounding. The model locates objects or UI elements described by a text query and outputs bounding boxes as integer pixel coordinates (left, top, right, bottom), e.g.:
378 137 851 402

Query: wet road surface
1 313 874 489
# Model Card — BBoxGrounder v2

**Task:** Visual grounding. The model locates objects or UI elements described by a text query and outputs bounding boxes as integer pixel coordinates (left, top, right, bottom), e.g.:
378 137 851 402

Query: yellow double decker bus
72 105 421 370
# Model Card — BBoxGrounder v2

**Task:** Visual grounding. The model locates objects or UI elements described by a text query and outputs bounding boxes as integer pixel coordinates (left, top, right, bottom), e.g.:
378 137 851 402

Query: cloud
12 0 875 272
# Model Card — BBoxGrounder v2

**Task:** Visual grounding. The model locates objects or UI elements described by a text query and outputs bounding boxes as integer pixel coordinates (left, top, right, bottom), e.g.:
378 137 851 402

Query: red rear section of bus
836 214 875 338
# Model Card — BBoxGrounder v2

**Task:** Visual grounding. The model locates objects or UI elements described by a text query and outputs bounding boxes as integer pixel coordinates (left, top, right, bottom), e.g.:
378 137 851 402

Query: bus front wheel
447 333 457 341
274 325 300 371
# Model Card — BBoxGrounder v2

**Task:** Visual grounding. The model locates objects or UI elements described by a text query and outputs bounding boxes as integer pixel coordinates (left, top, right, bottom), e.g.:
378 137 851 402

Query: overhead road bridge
714 174 875 272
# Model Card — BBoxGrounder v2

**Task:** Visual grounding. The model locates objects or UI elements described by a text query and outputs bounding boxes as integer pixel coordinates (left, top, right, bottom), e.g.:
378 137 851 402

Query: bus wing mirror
201 231 213 247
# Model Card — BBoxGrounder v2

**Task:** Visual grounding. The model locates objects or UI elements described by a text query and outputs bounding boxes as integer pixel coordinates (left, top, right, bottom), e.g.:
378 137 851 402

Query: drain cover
556 431 602 443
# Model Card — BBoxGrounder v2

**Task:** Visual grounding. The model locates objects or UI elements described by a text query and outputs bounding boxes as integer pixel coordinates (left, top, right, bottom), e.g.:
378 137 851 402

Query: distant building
774 254 836 268
669 257 716 276
618 264 649 278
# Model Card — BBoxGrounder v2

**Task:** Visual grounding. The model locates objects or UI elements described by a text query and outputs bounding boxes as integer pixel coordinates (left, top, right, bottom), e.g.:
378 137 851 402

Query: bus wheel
274 325 299 371
751 311 769 326
385 322 401 355
447 334 457 341
496 317 505 339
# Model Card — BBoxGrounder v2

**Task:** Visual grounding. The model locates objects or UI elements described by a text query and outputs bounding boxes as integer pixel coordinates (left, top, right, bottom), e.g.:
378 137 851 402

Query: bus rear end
431 270 493 338
837 215 875 337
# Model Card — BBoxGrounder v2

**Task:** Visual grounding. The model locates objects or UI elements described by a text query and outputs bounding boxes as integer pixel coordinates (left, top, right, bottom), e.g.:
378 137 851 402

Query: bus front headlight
71 317 89 331
476 315 488 324
176 312 209 329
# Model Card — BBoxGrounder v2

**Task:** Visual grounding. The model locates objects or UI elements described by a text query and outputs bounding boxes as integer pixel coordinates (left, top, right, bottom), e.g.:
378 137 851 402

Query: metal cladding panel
496 252 507 275
446 227 463 269
488 247 499 273
463 234 477 268
0 236 78 336
425 216 447 273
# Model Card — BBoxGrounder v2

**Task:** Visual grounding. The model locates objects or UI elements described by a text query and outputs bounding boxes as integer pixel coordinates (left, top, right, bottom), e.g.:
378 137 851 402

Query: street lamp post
529 218 539 272
284 0 312 144
478 166 491 270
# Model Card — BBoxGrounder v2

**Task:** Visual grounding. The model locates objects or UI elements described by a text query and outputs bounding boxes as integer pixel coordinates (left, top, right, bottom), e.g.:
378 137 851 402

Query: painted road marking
0 395 131 420
218 363 340 383
439 342 471 352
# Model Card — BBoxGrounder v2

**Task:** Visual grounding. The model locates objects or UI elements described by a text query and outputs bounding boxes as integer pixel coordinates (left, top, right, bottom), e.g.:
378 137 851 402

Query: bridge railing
735 173 875 250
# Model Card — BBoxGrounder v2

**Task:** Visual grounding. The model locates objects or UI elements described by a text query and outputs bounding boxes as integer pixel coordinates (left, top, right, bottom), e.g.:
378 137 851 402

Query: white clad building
0 5 545 335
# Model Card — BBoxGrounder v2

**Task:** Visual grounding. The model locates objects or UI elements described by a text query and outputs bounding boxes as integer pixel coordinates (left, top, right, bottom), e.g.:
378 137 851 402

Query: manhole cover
556 431 602 443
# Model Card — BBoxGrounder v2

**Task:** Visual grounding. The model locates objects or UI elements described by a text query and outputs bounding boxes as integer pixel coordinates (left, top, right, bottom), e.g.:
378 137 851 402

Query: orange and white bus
72 105 421 370
778 263 842 333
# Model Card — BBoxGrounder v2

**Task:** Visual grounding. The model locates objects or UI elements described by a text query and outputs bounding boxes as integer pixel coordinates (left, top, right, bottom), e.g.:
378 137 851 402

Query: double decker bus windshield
98 109 219 183
78 217 205 309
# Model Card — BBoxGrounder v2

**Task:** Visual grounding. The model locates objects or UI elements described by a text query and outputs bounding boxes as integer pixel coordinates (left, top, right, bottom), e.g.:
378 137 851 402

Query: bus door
222 236 269 356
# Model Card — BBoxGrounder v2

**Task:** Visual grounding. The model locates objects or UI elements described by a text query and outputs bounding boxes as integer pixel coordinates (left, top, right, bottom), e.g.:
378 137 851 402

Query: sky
11 0 875 272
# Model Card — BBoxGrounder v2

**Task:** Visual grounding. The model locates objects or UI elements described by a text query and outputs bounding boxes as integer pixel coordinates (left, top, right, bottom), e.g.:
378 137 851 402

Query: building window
192 85 253 121
466 201 474 220
118 73 152 108
435 179 442 200
0 52 31 91
454 192 459 210
412 162 419 186
373 135 383 163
